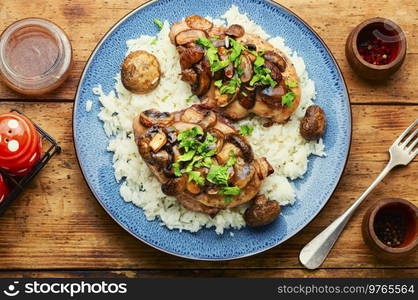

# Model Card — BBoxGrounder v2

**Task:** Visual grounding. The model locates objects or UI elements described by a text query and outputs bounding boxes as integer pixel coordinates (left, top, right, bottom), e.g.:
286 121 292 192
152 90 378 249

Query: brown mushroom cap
121 50 161 94
244 195 281 227
300 105 326 141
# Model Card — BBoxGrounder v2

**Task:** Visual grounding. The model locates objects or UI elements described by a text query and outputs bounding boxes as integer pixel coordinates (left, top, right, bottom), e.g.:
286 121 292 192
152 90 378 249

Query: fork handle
299 161 396 270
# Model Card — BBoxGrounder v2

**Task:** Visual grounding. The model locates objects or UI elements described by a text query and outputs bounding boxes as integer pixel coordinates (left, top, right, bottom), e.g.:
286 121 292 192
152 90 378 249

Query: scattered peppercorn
374 209 407 248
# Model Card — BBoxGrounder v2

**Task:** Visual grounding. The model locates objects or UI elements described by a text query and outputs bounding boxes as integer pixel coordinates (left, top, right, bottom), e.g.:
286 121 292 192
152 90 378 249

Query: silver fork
299 119 418 270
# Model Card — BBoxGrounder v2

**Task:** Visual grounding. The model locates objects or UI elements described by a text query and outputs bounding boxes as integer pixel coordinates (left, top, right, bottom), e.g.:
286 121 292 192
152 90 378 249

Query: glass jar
0 18 73 95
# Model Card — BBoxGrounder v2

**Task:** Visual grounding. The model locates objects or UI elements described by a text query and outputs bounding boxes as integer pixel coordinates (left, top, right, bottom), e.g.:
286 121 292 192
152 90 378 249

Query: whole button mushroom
121 50 161 94
244 194 281 227
300 105 326 141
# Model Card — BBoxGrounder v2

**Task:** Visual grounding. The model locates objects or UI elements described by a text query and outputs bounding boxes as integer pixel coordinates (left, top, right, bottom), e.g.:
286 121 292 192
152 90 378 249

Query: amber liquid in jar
0 18 72 95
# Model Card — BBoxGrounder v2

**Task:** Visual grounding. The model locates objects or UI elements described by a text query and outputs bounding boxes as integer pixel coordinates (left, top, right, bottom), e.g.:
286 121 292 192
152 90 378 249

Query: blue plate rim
72 0 352 261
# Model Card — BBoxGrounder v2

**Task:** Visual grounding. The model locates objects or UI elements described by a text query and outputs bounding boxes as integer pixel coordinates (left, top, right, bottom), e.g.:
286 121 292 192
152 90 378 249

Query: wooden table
0 0 416 278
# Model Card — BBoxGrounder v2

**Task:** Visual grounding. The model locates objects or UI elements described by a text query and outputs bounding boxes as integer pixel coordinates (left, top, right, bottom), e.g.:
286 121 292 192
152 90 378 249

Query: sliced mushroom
185 15 213 31
238 89 256 109
181 68 198 86
179 46 204 70
186 180 201 195
255 81 287 108
239 54 253 83
264 50 287 72
139 109 174 128
150 150 171 168
254 157 274 179
244 195 281 227
225 133 254 162
214 88 232 107
230 159 255 189
264 60 282 82
212 119 236 135
161 174 187 196
207 127 225 153
136 135 153 163
220 100 249 121
169 21 191 44
198 110 217 129
225 24 245 38
216 143 241 165
193 59 211 96
181 107 205 123
149 131 167 152
176 29 207 45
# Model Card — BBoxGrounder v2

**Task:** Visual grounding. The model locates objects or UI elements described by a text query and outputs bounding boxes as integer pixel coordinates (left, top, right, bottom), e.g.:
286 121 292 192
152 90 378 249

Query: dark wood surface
0 0 416 278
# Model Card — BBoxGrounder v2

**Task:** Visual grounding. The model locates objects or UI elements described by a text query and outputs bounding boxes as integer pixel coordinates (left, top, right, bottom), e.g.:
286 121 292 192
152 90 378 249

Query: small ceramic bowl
345 17 407 80
362 198 417 258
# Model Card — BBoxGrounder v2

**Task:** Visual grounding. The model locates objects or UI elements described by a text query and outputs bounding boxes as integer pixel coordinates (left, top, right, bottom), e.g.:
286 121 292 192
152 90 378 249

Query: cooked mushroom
230 159 255 188
121 50 161 94
255 81 287 108
237 88 256 109
225 24 245 38
300 105 326 141
216 143 241 165
264 50 287 72
176 29 207 45
179 46 204 69
161 174 187 196
151 150 171 168
181 107 205 123
239 54 253 83
207 127 225 153
225 133 254 162
139 109 174 128
187 180 201 194
198 110 217 129
149 131 167 152
169 21 191 44
181 68 198 86
244 195 281 227
193 59 212 96
254 157 274 179
264 60 282 82
185 15 213 31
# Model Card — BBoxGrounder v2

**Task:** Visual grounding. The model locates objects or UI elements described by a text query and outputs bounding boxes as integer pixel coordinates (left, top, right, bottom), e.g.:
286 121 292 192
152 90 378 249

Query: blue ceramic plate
73 0 351 260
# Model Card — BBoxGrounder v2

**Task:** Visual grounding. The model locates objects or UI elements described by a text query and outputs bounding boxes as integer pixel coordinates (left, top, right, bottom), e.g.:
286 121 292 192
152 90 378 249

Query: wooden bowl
362 198 417 259
345 17 407 80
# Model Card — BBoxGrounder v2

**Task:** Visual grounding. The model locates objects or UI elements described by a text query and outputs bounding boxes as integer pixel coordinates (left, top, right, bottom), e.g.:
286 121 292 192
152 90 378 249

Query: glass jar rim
0 18 72 90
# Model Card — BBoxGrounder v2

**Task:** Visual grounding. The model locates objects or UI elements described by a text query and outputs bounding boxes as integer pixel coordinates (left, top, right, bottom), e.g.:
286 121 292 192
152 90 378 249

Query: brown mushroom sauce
133 105 279 226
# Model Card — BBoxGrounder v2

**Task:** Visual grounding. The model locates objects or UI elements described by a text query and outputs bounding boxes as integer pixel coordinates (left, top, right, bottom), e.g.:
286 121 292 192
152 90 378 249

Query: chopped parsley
161 95 169 102
151 39 157 45
219 77 241 94
185 94 195 103
172 128 241 204
281 91 296 107
285 81 298 88
214 79 223 88
153 18 163 30
239 124 254 136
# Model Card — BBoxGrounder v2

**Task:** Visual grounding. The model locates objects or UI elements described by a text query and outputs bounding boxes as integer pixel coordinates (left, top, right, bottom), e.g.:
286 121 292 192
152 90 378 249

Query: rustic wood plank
0 269 417 278
0 0 417 103
0 102 416 272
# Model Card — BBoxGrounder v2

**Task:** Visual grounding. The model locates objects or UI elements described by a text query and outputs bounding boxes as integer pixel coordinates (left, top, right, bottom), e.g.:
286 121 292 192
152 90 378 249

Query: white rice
85 100 93 112
94 5 325 234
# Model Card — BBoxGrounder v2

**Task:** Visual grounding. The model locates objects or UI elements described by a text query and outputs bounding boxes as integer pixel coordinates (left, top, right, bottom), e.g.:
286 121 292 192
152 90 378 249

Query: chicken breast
170 16 301 124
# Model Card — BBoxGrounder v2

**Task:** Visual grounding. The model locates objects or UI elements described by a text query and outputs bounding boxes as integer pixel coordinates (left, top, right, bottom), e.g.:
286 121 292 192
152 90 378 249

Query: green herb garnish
185 94 195 103
187 170 205 185
239 124 254 136
214 79 223 88
219 77 241 94
281 91 296 107
285 81 298 88
153 18 163 30
151 39 157 45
